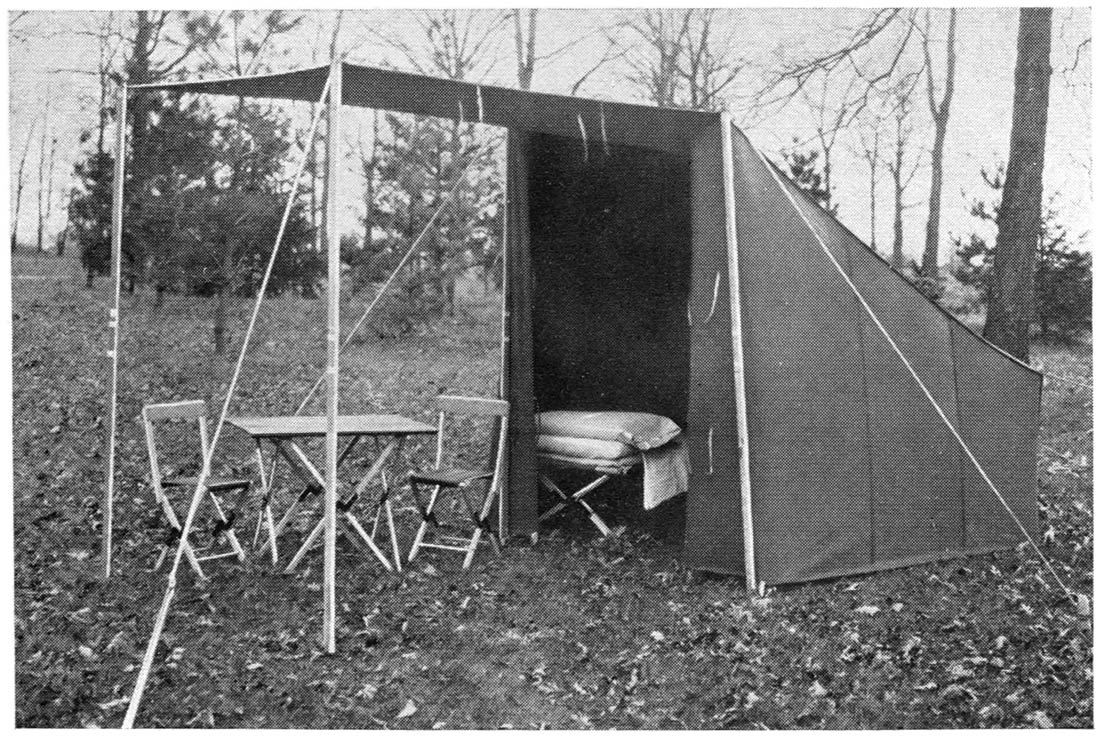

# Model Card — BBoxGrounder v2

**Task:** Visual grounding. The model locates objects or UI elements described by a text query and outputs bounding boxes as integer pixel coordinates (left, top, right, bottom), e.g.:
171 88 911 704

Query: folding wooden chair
141 400 250 578
407 395 508 569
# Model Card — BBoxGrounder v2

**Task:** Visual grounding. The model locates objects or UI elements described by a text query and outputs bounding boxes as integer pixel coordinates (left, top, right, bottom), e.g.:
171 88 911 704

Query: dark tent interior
527 132 695 522
528 133 693 425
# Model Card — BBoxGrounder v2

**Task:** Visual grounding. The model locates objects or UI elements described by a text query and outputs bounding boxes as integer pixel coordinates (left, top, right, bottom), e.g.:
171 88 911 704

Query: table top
227 414 437 439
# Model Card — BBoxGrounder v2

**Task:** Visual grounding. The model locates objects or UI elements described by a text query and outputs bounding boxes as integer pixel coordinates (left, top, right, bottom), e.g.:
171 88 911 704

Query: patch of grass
13 267 1092 728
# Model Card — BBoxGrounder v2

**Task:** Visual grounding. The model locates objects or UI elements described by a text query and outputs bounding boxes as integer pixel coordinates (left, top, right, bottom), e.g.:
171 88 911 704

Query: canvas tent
132 62 1042 589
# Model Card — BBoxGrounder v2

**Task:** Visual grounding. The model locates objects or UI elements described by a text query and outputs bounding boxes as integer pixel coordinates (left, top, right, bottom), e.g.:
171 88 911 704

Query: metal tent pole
322 57 342 654
103 81 128 579
720 113 758 595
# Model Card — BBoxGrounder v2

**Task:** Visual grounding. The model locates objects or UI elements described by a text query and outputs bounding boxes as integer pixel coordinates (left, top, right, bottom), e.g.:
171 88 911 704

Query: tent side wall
682 121 748 574
727 125 1042 585
763 142 1043 562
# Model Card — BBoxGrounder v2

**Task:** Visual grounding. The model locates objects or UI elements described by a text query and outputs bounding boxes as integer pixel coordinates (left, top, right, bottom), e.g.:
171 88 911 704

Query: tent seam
839 217 879 570
949 324 969 551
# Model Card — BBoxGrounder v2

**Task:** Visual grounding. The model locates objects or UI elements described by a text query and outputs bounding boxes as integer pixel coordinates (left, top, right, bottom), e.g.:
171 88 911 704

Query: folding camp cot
534 410 683 535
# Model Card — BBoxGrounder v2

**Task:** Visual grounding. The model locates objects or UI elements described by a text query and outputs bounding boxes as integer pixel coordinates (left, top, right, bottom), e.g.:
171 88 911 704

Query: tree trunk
36 105 50 252
921 8 957 281
125 11 155 289
892 178 905 271
890 124 906 271
921 124 947 276
11 121 34 251
43 135 58 252
868 155 877 250
214 285 227 354
514 9 538 90
214 245 235 354
983 8 1052 360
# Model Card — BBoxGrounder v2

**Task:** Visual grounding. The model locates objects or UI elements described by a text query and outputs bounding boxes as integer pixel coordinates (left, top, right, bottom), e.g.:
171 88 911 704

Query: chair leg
408 483 440 563
463 526 482 569
459 481 500 568
478 480 503 557
157 496 207 579
207 490 246 561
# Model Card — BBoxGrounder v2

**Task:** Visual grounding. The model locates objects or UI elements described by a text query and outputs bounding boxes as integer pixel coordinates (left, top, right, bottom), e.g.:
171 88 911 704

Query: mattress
536 451 640 474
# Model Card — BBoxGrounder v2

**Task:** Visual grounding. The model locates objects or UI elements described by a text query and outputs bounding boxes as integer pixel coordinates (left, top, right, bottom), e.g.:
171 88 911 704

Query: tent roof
130 62 717 153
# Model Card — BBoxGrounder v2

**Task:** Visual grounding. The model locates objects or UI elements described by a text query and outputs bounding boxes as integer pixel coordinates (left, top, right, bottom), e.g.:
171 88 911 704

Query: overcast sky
7 7 1093 263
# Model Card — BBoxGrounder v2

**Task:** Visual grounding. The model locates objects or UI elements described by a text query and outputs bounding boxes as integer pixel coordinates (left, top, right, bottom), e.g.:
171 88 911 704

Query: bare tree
11 119 38 251
918 8 957 281
41 134 59 253
614 9 744 111
752 9 917 125
853 110 882 250
798 73 863 210
200 9 305 352
35 100 53 252
358 10 509 83
356 111 380 260
983 8 1053 359
884 85 924 271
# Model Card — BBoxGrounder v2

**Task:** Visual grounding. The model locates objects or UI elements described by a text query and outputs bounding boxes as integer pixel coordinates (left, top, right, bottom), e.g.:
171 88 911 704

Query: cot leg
538 474 614 536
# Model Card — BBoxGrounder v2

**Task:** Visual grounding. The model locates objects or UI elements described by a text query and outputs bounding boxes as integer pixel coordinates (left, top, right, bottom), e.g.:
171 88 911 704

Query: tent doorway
527 133 694 524
529 133 694 426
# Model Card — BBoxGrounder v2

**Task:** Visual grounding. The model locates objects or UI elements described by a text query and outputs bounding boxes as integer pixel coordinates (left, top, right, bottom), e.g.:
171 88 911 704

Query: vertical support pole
720 113 757 594
497 155 509 541
322 58 342 654
103 82 128 579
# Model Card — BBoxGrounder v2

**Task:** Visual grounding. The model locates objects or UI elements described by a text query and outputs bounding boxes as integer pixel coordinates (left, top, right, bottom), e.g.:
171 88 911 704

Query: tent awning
130 62 717 153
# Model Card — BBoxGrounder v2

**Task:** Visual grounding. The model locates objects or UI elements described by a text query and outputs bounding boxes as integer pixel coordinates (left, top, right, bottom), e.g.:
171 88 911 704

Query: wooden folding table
227 414 436 573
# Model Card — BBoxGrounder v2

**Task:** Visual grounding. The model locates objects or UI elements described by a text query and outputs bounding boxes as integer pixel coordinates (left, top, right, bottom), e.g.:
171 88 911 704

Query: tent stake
720 114 758 595
102 80 127 579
